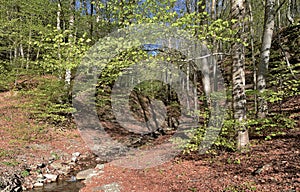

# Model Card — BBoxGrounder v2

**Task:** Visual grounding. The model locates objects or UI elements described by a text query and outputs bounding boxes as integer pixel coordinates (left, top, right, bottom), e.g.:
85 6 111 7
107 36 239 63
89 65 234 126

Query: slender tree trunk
257 0 275 118
248 0 257 114
26 27 32 69
211 0 216 20
231 0 249 150
19 44 24 68
57 0 62 60
66 0 75 85
287 0 295 24
90 0 94 37
277 0 281 28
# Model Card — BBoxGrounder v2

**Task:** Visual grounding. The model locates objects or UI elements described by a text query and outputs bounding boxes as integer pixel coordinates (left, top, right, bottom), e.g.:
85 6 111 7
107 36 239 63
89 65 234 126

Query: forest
0 0 299 191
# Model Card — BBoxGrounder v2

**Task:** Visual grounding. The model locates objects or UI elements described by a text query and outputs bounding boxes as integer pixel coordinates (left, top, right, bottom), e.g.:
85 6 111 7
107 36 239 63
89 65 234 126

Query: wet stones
0 151 98 191
0 173 23 192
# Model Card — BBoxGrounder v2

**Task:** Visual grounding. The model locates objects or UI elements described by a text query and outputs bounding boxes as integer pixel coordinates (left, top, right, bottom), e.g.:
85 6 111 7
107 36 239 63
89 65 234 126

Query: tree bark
65 0 75 85
231 0 249 150
57 0 62 61
257 0 275 118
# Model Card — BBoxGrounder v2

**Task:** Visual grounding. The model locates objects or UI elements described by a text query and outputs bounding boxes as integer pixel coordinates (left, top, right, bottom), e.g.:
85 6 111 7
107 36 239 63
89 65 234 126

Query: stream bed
27 180 85 192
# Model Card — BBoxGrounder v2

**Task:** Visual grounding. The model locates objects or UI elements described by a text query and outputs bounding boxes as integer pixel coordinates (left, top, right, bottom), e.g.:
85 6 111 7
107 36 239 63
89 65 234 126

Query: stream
27 180 85 192
26 156 104 192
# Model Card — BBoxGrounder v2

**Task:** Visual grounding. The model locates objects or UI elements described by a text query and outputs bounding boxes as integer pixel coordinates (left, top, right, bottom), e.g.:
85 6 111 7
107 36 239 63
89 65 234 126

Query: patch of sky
142 44 162 56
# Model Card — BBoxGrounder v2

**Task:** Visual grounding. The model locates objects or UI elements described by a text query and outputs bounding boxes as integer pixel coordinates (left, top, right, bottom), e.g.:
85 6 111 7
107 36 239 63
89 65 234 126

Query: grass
2 160 20 167
222 182 257 192
0 149 14 158
7 122 47 144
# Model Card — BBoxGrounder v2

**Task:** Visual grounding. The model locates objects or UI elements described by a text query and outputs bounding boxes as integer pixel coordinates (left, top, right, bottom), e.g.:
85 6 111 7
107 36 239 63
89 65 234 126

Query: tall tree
231 0 249 150
257 0 275 118
65 0 75 85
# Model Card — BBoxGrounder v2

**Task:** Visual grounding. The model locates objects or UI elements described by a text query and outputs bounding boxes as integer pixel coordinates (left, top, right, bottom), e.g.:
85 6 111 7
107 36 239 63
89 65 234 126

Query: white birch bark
231 0 249 150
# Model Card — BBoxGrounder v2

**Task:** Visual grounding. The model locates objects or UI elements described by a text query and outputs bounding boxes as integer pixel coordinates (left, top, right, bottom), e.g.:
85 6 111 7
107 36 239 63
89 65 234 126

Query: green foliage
184 110 295 154
227 157 241 164
0 149 14 158
2 160 20 167
247 113 295 139
0 61 14 92
34 27 91 76
22 77 74 125
21 170 30 177
223 182 257 192
184 110 236 154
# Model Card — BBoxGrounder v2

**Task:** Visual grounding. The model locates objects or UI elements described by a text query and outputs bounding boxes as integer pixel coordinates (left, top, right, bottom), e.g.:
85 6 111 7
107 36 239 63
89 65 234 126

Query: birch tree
231 0 249 150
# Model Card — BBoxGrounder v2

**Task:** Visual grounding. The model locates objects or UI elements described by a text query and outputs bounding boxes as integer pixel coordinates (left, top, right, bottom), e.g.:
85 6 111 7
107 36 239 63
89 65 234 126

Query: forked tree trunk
231 0 249 150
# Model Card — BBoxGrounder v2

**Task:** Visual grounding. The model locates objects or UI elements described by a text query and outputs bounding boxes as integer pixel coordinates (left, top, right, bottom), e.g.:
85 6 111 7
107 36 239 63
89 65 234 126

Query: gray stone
76 168 97 180
95 164 105 170
36 174 44 179
50 161 64 170
33 182 44 188
50 161 71 174
36 178 45 183
43 174 58 182
72 152 81 157
96 182 121 192
71 152 81 162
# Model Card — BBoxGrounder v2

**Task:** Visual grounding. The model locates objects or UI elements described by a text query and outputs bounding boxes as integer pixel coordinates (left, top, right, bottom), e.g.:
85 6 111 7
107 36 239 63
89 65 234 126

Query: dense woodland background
0 0 299 152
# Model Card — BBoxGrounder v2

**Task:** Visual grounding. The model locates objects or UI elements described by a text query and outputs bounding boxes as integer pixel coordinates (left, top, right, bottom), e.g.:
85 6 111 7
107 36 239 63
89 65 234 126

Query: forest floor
0 91 299 192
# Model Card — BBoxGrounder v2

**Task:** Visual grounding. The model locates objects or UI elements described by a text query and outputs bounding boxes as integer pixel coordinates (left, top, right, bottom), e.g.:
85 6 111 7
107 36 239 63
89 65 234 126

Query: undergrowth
20 76 74 127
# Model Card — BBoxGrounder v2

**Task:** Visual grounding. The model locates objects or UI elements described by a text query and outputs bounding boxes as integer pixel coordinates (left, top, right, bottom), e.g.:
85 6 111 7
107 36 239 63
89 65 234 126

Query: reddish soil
81 129 300 192
1 91 299 192
0 91 91 176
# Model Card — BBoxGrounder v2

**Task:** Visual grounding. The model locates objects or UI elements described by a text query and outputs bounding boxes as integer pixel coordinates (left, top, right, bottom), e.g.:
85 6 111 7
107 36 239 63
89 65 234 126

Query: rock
76 168 97 180
36 174 44 179
71 152 81 162
33 182 44 188
36 177 45 183
44 174 58 182
68 162 76 166
252 163 272 175
66 176 77 182
49 156 55 161
50 161 71 175
98 182 121 192
50 161 64 170
13 186 22 192
72 152 81 157
71 156 78 162
37 163 46 168
95 164 105 170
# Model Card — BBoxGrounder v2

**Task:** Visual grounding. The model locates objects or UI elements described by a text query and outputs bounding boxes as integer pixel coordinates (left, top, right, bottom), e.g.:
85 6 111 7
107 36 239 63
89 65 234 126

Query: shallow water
27 180 85 192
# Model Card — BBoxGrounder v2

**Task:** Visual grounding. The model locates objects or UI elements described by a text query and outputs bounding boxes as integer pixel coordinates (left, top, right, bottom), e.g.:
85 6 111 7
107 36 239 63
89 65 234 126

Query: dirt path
80 129 299 191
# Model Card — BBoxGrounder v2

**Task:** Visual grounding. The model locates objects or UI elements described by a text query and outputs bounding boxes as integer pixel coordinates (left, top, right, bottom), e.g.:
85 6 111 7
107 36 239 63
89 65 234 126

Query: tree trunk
90 0 94 37
231 0 249 150
66 0 75 85
257 0 275 118
26 27 32 69
287 0 295 25
57 0 61 61
248 0 257 114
